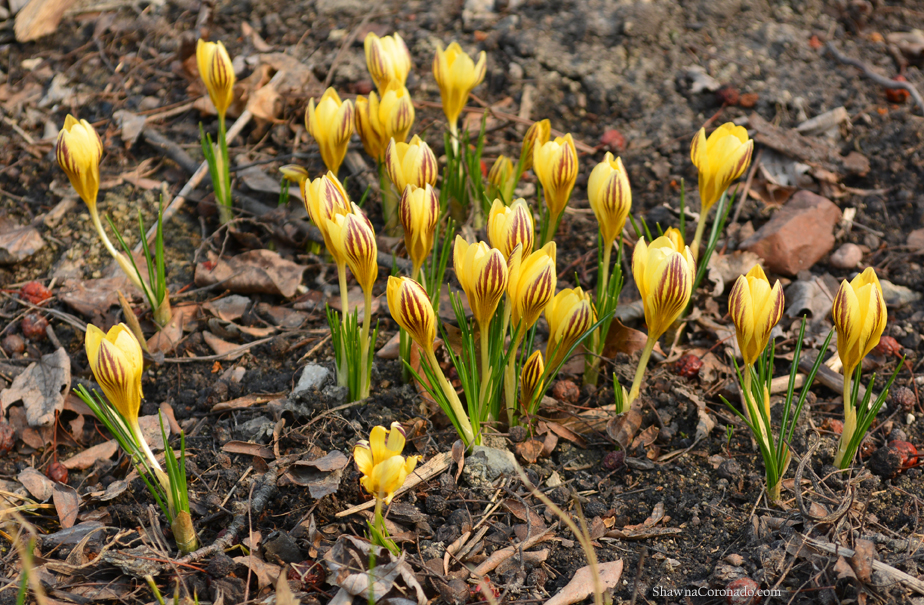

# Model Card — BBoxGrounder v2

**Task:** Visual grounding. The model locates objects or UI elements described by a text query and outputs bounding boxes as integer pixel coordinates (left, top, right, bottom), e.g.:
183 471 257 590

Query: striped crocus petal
473 248 508 324
649 253 692 339
343 211 378 293
387 276 435 352
520 350 545 408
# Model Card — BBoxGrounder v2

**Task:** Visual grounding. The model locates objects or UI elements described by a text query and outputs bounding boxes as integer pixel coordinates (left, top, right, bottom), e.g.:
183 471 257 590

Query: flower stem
627 336 656 405
834 370 855 468
478 318 492 419
379 162 400 236
584 244 613 386
505 331 524 423
691 210 708 262
426 348 475 445
216 115 233 225
336 263 350 388
359 289 373 399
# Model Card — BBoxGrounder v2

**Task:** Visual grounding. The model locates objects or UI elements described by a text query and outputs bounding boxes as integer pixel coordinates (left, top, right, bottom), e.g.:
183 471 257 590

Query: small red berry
599 129 626 153
885 76 910 104
889 440 919 470
716 85 740 106
0 422 15 454
674 354 703 378
46 461 69 484
726 577 761 605
21 314 49 341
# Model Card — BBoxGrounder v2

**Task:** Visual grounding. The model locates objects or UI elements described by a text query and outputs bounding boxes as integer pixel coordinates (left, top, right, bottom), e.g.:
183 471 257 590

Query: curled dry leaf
0 347 71 427
195 250 306 298
0 215 45 264
18 466 55 501
606 409 642 451
62 440 119 470
544 560 624 605
52 482 80 529
602 318 649 358
280 451 349 498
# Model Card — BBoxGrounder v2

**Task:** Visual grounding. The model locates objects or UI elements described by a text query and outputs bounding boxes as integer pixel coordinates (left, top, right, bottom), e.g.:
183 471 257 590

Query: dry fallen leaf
18 467 54 501
202 331 247 360
195 250 306 298
62 440 119 470
544 560 623 605
52 482 80 529
606 410 641 451
203 294 252 321
0 216 45 264
602 318 649 358
0 348 71 427
280 451 349 498
514 439 544 464
59 275 134 320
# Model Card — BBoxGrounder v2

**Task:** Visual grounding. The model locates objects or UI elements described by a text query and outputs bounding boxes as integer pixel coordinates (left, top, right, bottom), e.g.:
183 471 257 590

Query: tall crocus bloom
520 119 551 172
487 155 515 202
728 265 785 368
196 39 235 123
690 122 753 258
388 276 475 444
488 198 534 261
504 242 557 421
627 233 695 403
399 184 439 280
355 92 389 162
364 33 412 95
519 350 545 415
588 151 631 295
533 133 578 244
378 83 415 145
306 88 354 175
57 116 143 292
384 135 438 194
432 41 486 144
85 324 158 469
545 287 595 370
832 268 888 467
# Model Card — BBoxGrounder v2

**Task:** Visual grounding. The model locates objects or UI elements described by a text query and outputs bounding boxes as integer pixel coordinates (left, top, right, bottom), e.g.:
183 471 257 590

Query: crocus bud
728 265 784 367
662 226 685 253
354 422 419 504
378 82 415 145
432 41 486 127
306 88 354 175
632 234 695 341
326 205 379 294
691 122 753 213
56 115 103 209
387 276 436 354
488 155 514 188
832 267 887 376
520 350 545 411
364 32 412 94
507 242 557 331
196 39 235 120
279 164 309 201
304 172 352 264
355 92 388 161
588 152 632 248
385 135 438 194
520 119 551 171
488 198 534 261
533 133 578 220
545 287 595 367
85 323 144 426
399 184 439 275
454 237 509 326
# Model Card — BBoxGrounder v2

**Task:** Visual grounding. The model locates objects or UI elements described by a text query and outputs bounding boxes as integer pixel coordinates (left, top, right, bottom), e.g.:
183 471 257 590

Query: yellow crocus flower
690 122 753 214
378 83 415 146
520 119 551 171
519 350 545 413
355 92 389 162
487 198 534 261
398 184 439 278
387 276 436 354
384 135 438 194
632 234 695 342
196 39 235 121
432 41 486 131
507 242 557 331
56 115 103 209
364 33 412 94
354 422 419 504
306 88 354 175
326 206 379 295
533 134 578 242
831 267 887 377
298 170 352 263
728 265 784 367
453 237 509 327
587 152 632 249
544 287 595 368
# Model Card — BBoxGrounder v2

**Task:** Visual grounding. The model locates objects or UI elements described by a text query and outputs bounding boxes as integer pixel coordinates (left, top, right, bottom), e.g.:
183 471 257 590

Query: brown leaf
514 439 544 464
62 440 119 470
545 560 623 605
545 421 588 449
606 410 641 450
14 0 78 42
502 499 545 529
147 304 187 355
203 295 251 321
222 440 275 459
211 392 286 412
602 318 648 357
241 22 273 53
59 276 133 320
202 331 247 360
53 482 80 529
280 451 348 498
195 250 306 298
234 556 281 591
0 348 70 427
849 539 876 583
18 467 54 501
0 216 45 264
630 426 660 451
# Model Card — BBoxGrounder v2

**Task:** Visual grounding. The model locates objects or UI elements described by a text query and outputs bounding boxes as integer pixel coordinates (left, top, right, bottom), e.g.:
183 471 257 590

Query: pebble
829 243 862 269
717 458 742 481
293 364 330 397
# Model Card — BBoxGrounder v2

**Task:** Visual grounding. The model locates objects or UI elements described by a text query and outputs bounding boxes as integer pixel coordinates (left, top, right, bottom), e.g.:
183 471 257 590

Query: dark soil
1 0 923 604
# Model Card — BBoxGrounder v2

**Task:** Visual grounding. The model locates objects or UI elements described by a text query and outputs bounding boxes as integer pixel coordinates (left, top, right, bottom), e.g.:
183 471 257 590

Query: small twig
826 42 924 115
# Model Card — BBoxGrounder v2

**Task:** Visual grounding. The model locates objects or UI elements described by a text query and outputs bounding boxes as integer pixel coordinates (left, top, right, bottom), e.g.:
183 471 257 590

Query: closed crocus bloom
364 32 412 94
507 242 557 330
279 164 309 200
454 237 509 326
588 152 632 247
378 83 415 145
307 88 354 175
326 206 378 294
520 350 545 410
355 93 388 161
488 198 534 261
432 41 487 128
520 119 551 171
384 135 438 194
488 155 514 189
691 122 753 213
632 234 695 341
832 267 887 375
533 133 579 219
545 287 595 366
56 115 103 208
196 39 235 120
728 265 784 367
387 276 436 353
399 184 439 275
86 323 144 424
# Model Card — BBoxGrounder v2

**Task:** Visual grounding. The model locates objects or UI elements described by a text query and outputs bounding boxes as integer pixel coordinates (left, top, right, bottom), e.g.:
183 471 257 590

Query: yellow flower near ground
728 265 784 367
831 267 887 376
